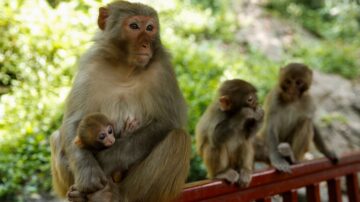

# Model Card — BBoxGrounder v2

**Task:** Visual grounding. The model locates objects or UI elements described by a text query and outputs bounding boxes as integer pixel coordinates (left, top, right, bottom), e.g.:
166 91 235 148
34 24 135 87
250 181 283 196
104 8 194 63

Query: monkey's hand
215 169 240 184
270 154 292 173
238 169 252 188
325 150 339 164
67 185 87 202
75 163 108 193
240 107 264 137
121 116 140 137
254 106 264 121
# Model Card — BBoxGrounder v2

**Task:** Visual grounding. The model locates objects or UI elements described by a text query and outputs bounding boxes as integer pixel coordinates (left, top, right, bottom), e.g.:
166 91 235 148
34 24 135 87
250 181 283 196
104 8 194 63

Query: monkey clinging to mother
50 1 191 202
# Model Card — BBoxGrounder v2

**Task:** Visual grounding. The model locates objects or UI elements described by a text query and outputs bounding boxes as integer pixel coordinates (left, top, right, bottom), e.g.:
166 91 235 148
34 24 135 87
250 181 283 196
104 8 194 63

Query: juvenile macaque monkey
50 1 191 202
74 113 115 151
196 79 264 187
257 63 338 173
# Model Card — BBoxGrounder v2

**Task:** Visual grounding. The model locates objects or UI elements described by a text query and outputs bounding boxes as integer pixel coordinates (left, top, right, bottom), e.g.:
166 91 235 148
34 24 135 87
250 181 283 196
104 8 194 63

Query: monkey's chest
276 104 311 140
97 86 155 133
225 134 249 156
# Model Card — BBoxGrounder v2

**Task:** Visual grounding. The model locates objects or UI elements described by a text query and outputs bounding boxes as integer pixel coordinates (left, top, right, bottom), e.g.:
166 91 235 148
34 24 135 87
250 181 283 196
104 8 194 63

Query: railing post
282 189 298 202
256 197 271 202
346 173 360 202
306 183 321 202
327 178 342 202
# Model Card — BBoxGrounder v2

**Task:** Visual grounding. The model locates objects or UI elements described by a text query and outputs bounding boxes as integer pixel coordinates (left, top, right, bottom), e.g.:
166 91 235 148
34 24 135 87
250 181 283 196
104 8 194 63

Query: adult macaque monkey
50 1 191 202
196 79 264 187
257 63 338 173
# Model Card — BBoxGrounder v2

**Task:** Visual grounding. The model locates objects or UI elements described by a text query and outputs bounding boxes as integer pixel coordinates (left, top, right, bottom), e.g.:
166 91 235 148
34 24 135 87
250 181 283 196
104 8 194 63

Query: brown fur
74 113 115 151
50 1 190 201
195 79 263 187
256 63 338 172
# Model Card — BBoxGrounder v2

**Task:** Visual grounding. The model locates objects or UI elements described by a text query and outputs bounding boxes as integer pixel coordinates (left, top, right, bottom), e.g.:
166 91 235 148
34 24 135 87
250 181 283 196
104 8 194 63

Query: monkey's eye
108 126 113 134
99 133 106 140
247 96 254 103
129 23 139 30
146 24 153 31
285 79 291 84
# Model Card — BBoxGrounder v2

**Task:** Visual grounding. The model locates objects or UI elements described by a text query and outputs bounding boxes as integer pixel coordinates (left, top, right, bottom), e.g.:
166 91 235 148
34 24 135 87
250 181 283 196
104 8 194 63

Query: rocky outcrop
311 71 360 157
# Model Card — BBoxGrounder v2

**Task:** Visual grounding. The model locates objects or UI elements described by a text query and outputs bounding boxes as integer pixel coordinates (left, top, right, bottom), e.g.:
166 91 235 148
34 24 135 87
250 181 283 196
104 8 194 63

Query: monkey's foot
238 169 252 188
215 169 240 184
277 143 296 164
271 156 292 173
326 151 339 164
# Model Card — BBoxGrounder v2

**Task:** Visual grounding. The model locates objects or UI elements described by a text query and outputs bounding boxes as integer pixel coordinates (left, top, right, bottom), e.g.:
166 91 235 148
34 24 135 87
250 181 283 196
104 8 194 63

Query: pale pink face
98 125 115 147
122 16 158 67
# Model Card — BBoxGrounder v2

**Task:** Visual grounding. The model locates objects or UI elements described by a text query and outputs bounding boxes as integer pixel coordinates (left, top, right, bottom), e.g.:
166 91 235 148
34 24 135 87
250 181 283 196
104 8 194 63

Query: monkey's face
122 16 158 68
279 63 313 103
241 92 258 110
98 125 115 148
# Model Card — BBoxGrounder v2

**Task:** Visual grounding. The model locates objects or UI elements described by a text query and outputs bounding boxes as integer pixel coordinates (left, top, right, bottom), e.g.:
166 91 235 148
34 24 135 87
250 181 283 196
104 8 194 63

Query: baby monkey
196 79 264 187
74 113 122 182
74 113 115 151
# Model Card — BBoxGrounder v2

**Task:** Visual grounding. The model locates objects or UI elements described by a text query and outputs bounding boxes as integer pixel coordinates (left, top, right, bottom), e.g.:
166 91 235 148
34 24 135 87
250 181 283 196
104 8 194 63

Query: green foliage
266 0 360 79
0 0 96 200
320 112 348 126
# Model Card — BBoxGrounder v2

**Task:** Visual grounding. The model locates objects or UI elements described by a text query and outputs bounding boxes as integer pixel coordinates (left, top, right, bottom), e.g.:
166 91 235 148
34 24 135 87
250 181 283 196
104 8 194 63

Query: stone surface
310 70 360 157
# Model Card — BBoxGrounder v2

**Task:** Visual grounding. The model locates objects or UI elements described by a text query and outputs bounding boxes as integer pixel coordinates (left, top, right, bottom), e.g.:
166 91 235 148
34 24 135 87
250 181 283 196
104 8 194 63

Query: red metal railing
178 152 360 202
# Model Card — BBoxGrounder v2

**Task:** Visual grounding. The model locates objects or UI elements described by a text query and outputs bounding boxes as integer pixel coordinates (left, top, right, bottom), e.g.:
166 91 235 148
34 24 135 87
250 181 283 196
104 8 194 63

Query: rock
234 0 317 61
311 70 360 157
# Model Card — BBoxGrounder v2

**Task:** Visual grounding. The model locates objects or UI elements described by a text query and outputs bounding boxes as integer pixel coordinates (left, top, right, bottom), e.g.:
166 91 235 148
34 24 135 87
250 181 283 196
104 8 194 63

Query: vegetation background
0 0 359 201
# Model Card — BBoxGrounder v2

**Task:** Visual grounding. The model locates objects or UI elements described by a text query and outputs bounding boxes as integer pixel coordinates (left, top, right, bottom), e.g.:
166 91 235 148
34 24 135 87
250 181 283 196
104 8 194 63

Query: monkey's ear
98 7 109 30
74 136 84 148
219 96 232 111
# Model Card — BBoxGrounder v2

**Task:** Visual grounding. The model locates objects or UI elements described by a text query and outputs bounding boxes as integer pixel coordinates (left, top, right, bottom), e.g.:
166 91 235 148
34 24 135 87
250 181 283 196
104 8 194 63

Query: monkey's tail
119 129 191 202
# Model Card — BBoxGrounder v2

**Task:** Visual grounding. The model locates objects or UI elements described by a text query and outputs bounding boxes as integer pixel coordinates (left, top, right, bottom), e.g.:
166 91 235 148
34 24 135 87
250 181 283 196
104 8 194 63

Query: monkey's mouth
135 53 151 58
132 54 152 68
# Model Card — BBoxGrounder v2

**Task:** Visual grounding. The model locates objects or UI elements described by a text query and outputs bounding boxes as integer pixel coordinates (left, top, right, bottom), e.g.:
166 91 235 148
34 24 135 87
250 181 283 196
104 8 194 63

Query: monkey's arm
97 118 175 175
313 126 339 163
238 142 254 187
267 123 291 173
242 107 264 138
62 120 108 193
211 118 234 147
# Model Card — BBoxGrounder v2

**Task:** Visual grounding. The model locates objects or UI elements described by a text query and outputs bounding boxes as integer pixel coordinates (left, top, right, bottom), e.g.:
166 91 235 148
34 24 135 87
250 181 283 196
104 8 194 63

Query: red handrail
178 152 360 202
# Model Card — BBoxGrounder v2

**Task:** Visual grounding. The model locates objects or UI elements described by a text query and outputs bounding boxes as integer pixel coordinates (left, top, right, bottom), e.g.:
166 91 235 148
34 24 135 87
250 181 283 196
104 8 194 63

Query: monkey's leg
117 129 191 202
203 144 229 178
237 142 254 187
291 119 314 161
203 144 239 184
50 130 74 197
253 135 270 164
215 169 240 184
